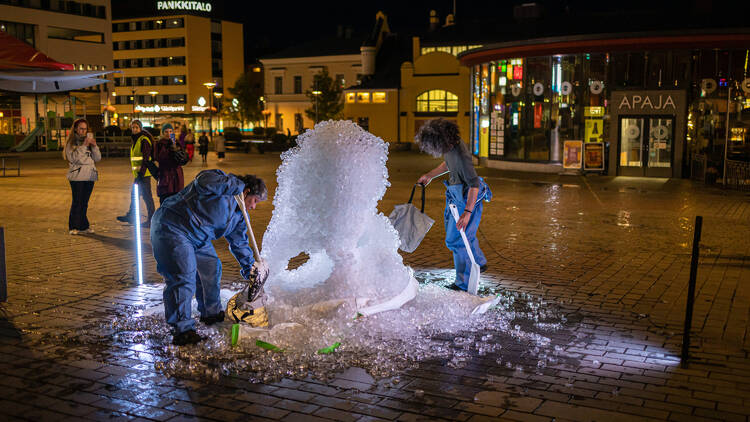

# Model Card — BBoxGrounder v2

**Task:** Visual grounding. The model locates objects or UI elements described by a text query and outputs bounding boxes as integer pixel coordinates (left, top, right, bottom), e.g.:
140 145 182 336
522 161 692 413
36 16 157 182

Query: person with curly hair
416 118 492 292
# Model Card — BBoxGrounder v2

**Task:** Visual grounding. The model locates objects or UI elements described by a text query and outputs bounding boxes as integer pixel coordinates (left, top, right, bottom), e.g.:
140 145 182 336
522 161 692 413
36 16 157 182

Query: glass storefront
470 47 750 177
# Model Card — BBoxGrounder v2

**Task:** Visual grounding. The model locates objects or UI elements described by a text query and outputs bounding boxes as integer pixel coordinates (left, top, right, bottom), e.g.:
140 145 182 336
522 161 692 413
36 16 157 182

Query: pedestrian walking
154 123 185 204
184 128 195 162
117 120 156 227
63 118 101 235
215 131 225 162
415 119 492 291
198 131 209 165
150 170 268 345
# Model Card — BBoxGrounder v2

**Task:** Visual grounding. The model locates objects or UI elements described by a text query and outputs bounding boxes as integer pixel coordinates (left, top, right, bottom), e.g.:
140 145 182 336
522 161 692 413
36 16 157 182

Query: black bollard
681 216 703 368
0 227 6 302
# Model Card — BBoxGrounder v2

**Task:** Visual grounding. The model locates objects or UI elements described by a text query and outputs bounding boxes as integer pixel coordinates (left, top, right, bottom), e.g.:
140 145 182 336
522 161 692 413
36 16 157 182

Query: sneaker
447 283 465 291
116 214 133 223
80 228 95 234
172 330 205 346
69 229 79 235
480 264 488 273
199 311 225 325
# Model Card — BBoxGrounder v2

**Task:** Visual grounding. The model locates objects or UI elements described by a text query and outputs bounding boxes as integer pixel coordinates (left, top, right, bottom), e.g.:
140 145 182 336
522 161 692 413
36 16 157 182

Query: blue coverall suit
150 170 255 335
444 178 492 290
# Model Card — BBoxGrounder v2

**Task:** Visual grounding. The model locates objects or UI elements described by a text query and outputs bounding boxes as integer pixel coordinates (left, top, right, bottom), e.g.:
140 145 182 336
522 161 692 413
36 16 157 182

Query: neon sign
156 1 212 12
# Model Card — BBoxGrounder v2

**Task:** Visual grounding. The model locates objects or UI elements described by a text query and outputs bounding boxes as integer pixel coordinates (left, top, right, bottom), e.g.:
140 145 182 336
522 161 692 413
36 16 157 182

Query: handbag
171 147 189 166
388 183 435 253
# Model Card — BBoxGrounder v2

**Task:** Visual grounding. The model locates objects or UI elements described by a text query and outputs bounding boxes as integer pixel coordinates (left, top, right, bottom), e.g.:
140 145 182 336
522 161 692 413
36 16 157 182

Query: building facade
111 9 243 133
461 30 750 177
0 0 113 144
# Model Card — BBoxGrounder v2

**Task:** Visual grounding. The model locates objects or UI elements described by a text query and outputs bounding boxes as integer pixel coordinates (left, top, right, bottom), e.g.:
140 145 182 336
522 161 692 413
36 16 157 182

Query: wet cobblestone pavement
1 150 750 421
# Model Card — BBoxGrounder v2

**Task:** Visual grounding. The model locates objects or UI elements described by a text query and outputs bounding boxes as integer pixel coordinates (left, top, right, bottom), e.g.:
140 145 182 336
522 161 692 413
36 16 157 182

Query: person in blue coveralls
416 119 492 292
150 169 268 345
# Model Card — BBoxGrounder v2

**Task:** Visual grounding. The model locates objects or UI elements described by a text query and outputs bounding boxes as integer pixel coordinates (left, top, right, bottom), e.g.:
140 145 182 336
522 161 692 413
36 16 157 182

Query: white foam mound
261 120 416 321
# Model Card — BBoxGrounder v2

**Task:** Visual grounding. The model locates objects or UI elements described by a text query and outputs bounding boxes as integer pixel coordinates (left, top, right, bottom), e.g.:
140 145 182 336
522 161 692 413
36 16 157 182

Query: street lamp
203 82 216 142
213 92 223 133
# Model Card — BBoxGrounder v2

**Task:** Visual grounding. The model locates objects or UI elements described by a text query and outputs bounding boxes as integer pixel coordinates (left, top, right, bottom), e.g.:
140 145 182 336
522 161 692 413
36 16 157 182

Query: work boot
116 213 133 223
199 311 225 325
172 330 205 346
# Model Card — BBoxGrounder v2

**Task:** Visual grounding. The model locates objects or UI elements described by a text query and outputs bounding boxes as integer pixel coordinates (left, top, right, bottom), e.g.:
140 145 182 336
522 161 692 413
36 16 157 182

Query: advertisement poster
533 103 542 129
584 142 605 171
563 140 583 169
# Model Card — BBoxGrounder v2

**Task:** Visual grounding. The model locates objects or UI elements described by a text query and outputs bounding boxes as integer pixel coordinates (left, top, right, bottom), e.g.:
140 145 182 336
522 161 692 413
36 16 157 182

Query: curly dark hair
414 118 461 157
237 174 268 201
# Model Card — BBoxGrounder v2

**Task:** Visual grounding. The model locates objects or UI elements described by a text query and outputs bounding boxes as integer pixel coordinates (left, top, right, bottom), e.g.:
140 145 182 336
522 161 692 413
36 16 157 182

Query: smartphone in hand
86 132 94 146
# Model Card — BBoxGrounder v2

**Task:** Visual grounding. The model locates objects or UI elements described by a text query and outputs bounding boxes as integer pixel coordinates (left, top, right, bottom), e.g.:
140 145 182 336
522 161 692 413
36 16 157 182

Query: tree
305 68 343 123
228 71 263 129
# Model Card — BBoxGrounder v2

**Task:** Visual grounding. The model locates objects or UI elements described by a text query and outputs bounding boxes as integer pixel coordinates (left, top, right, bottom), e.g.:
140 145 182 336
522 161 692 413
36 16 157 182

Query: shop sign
134 104 185 113
191 105 209 112
585 119 603 142
560 81 572 96
584 106 604 117
584 142 604 171
617 94 675 111
156 1 212 12
533 103 542 129
563 140 583 169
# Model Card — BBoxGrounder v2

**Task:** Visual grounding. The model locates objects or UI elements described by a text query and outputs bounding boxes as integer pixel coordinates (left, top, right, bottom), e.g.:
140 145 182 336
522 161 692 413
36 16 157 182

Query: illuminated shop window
420 47 436 55
356 92 370 103
372 92 386 103
416 90 458 112
346 92 356 103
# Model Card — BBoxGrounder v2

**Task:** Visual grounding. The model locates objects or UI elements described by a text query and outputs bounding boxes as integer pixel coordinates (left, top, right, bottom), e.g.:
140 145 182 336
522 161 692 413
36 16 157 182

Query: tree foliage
227 71 263 129
305 68 343 123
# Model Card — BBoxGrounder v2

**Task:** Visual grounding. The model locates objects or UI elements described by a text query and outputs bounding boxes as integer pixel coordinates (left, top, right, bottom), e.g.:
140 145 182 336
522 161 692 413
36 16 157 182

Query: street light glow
203 82 216 88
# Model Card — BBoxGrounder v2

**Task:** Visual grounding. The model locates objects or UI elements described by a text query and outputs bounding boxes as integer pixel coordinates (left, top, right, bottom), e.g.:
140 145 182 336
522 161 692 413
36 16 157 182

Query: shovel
234 193 269 301
448 203 479 295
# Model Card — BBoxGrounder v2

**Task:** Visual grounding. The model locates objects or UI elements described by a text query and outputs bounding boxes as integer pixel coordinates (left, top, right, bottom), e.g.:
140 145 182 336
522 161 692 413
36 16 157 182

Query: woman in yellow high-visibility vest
117 120 156 227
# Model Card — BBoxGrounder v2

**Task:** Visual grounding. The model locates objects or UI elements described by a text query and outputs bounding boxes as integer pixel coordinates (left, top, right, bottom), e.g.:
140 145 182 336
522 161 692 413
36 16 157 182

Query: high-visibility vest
130 134 152 177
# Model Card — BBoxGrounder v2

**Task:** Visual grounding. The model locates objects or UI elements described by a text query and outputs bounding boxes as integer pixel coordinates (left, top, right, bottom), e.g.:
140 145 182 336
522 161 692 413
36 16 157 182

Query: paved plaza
1 149 750 422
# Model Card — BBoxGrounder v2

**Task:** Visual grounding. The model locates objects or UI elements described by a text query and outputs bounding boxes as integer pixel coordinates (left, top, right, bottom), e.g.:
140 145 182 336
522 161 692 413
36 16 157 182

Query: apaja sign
618 94 676 111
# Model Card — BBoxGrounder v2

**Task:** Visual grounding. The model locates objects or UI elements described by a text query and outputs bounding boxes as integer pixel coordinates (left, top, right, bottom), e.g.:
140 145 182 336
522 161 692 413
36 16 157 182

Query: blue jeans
151 215 223 334
444 179 491 290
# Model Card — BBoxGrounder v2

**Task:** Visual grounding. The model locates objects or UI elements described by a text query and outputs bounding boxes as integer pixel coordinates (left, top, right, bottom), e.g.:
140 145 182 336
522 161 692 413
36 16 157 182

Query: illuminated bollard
134 183 143 285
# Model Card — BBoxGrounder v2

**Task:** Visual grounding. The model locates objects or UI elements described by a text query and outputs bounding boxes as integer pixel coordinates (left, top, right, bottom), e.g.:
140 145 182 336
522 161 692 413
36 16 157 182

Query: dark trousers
127 176 155 220
69 181 94 231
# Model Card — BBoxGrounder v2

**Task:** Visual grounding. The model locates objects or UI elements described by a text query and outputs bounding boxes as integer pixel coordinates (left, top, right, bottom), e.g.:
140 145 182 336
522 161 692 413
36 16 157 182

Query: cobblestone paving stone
1 150 749 421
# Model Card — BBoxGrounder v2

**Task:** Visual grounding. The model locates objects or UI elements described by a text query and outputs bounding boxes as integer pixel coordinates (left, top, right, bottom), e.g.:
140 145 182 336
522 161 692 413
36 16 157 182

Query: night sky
113 0 732 64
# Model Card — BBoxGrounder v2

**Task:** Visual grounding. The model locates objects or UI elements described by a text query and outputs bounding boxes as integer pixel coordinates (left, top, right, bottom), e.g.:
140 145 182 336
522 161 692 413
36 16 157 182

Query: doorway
618 116 674 177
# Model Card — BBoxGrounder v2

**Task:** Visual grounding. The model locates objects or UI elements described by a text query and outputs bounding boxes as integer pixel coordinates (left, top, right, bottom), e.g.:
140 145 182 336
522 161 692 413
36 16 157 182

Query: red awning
0 30 74 71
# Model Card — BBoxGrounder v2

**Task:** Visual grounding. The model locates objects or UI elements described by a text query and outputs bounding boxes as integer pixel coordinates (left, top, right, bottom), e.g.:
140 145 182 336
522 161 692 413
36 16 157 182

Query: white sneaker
81 228 95 234
69 229 79 235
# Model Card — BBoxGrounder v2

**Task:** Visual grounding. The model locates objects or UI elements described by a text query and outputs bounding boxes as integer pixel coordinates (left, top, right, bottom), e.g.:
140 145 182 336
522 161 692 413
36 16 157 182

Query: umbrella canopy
0 30 117 93
0 30 74 71
0 70 116 93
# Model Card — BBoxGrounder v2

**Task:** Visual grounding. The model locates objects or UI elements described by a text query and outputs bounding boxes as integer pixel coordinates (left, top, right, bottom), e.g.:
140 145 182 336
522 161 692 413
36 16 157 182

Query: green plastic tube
317 342 341 354
231 324 240 346
256 339 284 352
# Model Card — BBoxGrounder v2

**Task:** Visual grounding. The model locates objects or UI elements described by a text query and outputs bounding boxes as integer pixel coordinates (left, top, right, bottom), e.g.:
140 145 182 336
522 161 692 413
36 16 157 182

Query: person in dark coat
198 131 209 165
154 123 185 204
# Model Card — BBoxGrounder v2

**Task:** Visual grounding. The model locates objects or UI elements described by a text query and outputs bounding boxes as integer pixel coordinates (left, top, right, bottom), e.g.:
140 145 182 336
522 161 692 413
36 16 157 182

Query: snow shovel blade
448 204 480 295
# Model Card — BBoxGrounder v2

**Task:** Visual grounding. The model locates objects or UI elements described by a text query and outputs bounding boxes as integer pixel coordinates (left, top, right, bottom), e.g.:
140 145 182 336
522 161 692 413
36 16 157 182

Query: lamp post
203 82 216 142
311 79 321 124
213 91 223 133
148 91 158 126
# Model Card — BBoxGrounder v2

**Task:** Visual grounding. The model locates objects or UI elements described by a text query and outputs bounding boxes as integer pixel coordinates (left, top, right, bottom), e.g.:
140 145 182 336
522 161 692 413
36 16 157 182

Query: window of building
211 20 222 34
274 77 283 94
416 90 458 112
0 21 35 46
372 92 386 103
166 18 183 28
275 113 283 131
294 76 302 94
294 113 303 133
356 92 370 103
47 26 103 43
346 92 356 103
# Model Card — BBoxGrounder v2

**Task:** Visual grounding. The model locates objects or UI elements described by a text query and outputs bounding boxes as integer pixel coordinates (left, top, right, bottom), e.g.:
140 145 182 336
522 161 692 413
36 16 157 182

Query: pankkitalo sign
157 1 212 12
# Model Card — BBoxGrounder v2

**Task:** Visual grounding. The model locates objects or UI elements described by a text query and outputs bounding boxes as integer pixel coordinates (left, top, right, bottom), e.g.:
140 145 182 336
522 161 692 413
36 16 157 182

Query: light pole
148 91 158 126
203 82 216 142
312 80 321 126
213 91 223 133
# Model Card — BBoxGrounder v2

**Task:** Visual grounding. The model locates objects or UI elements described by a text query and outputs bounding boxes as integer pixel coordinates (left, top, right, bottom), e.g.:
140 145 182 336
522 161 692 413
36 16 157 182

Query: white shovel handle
234 194 261 258
448 204 478 266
